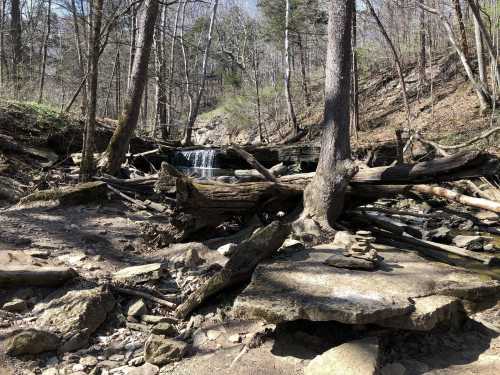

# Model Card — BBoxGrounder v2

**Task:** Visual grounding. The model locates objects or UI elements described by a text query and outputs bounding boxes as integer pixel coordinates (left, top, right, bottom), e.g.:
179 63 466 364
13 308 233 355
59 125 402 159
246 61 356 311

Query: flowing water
172 148 230 179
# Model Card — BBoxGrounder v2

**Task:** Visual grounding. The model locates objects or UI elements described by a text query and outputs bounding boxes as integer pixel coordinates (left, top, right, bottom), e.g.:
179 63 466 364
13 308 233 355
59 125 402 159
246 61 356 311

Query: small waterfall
174 148 217 178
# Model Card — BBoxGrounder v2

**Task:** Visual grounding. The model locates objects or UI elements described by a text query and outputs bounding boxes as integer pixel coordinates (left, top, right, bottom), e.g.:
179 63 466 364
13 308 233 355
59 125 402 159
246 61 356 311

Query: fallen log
0 134 58 168
228 145 278 182
0 267 78 288
413 184 500 213
113 286 177 309
234 163 288 180
175 221 290 319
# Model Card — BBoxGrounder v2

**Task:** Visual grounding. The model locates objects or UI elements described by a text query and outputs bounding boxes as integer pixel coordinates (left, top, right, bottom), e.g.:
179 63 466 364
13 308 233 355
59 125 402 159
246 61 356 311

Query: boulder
305 337 379 375
377 295 463 331
127 299 148 317
324 253 376 270
5 329 60 356
144 335 189 366
2 298 28 313
183 249 204 268
34 286 115 351
234 244 500 324
151 323 177 336
113 263 168 285
217 243 237 257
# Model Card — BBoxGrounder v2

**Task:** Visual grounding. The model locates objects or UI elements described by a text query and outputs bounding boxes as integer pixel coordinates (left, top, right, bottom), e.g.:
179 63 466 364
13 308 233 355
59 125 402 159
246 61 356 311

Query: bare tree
101 0 159 175
300 0 354 231
38 0 52 103
181 0 219 146
284 0 299 136
80 0 104 182
70 0 88 115
11 0 22 97
452 0 469 58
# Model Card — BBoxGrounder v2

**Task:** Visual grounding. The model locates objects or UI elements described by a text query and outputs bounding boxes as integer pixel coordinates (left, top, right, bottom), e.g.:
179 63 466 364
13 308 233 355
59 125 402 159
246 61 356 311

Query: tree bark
80 0 104 182
301 0 354 229
70 0 88 115
166 0 182 138
284 0 299 136
297 33 311 107
452 0 469 58
38 0 51 103
102 0 159 175
473 0 487 85
181 0 219 146
418 0 427 85
10 0 22 97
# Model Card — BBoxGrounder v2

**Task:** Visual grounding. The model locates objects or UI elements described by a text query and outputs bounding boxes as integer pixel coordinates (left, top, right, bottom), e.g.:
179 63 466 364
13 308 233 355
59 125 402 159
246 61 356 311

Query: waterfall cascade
173 148 218 178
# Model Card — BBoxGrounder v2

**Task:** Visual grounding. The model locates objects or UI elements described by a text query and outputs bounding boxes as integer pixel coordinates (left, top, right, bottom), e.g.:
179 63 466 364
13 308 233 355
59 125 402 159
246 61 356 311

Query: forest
0 0 500 374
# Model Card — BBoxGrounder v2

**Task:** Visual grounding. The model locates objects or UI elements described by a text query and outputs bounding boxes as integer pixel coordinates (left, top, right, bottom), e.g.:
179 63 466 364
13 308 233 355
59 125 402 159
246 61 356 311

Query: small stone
184 249 204 268
452 235 486 250
109 354 125 362
128 356 145 366
144 335 189 366
127 299 148 317
484 244 495 252
305 337 379 375
80 356 98 367
381 362 406 375
151 323 177 336
217 243 237 257
279 239 304 252
324 253 376 270
72 364 85 372
41 369 59 375
2 298 28 313
228 334 241 343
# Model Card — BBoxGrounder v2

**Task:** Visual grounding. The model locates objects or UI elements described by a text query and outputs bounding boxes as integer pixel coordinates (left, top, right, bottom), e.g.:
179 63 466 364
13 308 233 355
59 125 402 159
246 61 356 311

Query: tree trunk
351 0 359 138
0 0 5 90
80 0 104 182
284 0 299 136
363 0 411 127
297 33 311 108
70 0 88 115
153 4 167 138
166 0 182 139
101 0 159 175
473 0 487 85
10 0 22 97
452 0 469 58
418 0 427 85
38 0 51 103
181 0 219 146
301 0 354 229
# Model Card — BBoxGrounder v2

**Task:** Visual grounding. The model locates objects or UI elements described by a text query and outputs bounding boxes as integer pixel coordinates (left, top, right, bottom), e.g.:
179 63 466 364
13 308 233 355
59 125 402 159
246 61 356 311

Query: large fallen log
228 145 278 183
175 221 290 319
0 267 78 288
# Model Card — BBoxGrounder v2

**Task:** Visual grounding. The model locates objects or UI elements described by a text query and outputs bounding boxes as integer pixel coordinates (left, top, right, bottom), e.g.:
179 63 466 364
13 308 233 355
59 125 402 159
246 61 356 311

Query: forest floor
1 54 500 375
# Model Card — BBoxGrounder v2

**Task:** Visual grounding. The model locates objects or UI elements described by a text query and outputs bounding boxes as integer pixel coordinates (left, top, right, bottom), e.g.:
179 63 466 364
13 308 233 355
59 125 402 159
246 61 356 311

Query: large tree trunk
101 0 159 175
37 0 51 103
452 0 469 58
166 0 182 139
284 0 299 136
181 0 219 146
473 0 487 85
10 0 22 97
300 0 354 230
80 0 104 182
297 33 311 108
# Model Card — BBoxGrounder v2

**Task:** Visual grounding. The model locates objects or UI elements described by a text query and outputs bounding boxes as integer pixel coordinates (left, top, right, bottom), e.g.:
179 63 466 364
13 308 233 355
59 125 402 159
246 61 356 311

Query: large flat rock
233 245 500 325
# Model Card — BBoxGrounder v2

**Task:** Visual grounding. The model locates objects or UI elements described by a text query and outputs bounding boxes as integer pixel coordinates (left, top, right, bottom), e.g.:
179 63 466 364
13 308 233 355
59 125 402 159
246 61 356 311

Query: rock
72 364 85 372
279 239 305 252
41 369 59 375
381 363 406 375
140 315 176 324
2 298 28 312
144 335 189 366
228 334 242 343
127 299 148 317
206 330 222 341
80 356 99 367
109 354 125 362
124 363 159 375
377 295 463 331
128 356 145 366
428 226 451 242
217 243 237 257
34 286 115 352
304 337 379 375
151 323 177 336
113 264 168 285
234 244 500 324
324 254 376 270
183 249 204 268
5 329 60 356
452 235 485 250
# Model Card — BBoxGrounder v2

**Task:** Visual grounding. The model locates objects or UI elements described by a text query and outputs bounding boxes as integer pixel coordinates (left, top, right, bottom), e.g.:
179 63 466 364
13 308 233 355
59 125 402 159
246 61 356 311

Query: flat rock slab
113 263 168 285
234 245 500 325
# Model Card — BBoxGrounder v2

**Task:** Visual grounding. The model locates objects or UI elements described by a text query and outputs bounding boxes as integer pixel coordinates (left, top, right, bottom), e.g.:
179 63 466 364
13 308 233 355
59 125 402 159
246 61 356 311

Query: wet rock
113 264 168 285
452 235 486 250
381 362 406 375
34 286 115 352
127 299 148 317
324 254 376 270
151 323 177 336
305 337 379 375
234 245 499 324
217 243 237 257
5 329 60 356
144 335 189 366
2 298 28 312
